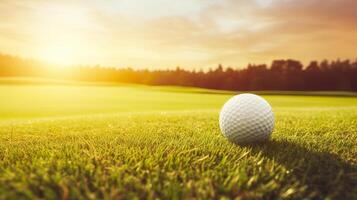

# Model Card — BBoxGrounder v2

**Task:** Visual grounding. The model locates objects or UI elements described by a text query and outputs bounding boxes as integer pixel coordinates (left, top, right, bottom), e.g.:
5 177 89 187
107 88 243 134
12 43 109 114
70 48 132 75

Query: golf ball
219 93 274 144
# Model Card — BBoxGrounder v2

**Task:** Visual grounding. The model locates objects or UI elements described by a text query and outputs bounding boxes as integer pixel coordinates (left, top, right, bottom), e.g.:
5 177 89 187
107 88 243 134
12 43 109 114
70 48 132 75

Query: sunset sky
0 0 356 69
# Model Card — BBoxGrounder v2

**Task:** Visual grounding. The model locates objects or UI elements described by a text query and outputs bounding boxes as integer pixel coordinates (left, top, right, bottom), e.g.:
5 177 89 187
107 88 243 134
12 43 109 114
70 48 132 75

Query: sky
0 0 357 69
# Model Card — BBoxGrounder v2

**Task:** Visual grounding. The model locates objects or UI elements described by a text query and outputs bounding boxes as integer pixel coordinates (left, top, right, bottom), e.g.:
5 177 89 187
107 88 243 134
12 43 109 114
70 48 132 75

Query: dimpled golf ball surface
219 93 274 144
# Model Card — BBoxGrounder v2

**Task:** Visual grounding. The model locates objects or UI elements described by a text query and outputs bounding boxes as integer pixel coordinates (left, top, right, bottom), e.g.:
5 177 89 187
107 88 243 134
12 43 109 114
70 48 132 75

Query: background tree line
0 54 356 91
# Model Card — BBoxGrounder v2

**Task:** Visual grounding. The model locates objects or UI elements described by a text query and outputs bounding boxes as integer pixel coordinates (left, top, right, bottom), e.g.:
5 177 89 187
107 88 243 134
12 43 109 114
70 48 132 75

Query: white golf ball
219 93 274 144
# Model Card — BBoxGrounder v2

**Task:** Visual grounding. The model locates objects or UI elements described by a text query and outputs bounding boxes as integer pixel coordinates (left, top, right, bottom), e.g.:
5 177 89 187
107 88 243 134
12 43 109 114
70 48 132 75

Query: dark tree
0 54 356 91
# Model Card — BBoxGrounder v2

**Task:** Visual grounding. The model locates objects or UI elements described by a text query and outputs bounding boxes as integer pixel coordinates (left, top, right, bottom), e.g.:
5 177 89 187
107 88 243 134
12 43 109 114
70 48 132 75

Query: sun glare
41 45 75 67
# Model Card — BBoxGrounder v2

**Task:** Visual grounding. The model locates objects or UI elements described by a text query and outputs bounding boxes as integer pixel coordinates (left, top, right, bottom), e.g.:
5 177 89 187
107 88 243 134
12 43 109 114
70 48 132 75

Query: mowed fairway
0 82 356 199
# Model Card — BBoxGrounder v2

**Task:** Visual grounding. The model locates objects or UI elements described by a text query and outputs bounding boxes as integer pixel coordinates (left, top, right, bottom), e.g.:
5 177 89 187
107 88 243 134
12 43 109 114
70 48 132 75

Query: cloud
0 0 356 68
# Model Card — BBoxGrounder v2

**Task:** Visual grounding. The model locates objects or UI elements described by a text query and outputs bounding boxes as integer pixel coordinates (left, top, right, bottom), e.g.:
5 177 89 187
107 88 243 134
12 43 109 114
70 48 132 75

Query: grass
0 80 356 199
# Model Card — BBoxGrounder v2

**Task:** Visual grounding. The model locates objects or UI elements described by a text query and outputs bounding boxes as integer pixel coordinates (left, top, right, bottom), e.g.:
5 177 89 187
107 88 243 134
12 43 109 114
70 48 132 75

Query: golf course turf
0 81 356 199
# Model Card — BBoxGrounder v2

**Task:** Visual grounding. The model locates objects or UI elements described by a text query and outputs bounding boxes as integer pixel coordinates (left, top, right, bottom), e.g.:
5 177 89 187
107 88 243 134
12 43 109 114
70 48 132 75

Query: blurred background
0 0 356 91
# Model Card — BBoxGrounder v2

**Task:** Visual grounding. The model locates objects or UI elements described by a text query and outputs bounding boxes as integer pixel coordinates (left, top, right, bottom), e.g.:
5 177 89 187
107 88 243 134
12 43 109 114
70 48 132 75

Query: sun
40 45 75 66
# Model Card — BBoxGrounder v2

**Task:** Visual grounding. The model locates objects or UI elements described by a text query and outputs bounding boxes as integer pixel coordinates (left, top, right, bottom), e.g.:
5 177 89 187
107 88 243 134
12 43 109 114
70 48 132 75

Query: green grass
0 82 356 199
